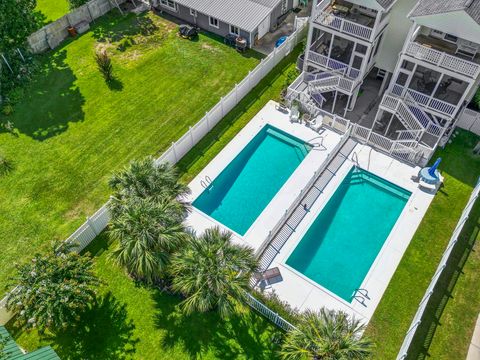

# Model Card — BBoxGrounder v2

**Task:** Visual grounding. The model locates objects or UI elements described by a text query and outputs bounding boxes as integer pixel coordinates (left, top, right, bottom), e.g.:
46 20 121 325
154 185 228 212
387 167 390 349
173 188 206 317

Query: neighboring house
288 0 480 165
153 0 300 46
0 326 60 359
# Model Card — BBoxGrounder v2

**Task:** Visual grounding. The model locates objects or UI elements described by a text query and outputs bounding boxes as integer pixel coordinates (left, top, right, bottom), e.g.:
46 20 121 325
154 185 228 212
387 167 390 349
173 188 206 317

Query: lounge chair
254 267 282 283
290 105 300 123
309 114 324 132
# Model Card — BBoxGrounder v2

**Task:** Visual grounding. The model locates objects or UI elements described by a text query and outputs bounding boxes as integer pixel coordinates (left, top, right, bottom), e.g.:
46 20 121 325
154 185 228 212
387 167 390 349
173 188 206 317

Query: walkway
257 137 357 273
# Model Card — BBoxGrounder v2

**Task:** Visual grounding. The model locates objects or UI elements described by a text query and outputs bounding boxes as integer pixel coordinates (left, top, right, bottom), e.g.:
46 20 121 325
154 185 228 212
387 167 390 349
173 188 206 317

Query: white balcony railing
391 84 458 117
405 42 480 78
315 11 373 41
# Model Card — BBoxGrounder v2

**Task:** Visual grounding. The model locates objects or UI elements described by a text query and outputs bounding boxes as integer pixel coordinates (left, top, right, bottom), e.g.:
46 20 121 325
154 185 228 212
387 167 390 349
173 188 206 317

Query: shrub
67 0 88 10
252 290 301 325
0 155 13 176
1 104 14 116
282 68 300 91
95 49 113 82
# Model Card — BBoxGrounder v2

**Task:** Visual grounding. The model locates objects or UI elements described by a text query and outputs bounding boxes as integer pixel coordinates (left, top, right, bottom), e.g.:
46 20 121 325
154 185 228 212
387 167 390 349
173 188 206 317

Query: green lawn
7 43 303 359
0 12 261 293
36 0 70 23
365 130 480 359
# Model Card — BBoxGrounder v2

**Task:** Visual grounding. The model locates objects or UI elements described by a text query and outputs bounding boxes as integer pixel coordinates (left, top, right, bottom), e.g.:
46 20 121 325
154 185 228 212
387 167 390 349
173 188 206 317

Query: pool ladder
352 151 360 169
352 288 370 307
200 175 212 189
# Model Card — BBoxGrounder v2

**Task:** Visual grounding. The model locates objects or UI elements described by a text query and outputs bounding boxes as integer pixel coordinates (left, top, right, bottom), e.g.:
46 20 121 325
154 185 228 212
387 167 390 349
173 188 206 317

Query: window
190 8 197 17
209 17 219 28
230 25 240 36
444 33 458 43
160 0 177 11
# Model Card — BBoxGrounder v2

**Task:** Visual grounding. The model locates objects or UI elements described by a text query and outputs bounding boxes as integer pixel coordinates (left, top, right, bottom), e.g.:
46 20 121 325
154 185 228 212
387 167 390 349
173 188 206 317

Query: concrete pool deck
261 141 436 323
185 100 436 325
185 100 343 252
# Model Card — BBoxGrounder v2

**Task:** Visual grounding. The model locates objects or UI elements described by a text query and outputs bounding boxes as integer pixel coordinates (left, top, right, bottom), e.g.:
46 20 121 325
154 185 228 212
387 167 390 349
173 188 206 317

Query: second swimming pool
286 168 411 302
193 125 311 236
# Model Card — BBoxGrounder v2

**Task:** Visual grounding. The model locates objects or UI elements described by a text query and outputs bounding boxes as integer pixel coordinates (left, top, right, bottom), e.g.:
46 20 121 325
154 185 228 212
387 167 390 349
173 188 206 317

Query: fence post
206 111 211 131
220 97 224 117
189 126 194 147
235 84 239 104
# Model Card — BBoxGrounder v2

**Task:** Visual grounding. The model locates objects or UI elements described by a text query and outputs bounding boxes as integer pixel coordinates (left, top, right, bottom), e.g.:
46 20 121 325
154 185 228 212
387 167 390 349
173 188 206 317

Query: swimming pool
286 168 411 302
193 125 311 236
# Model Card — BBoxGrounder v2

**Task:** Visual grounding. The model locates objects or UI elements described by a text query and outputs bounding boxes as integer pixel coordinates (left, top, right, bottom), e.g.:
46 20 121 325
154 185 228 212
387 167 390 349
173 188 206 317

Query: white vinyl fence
397 177 480 360
0 21 308 325
457 108 480 136
245 293 297 332
27 0 127 53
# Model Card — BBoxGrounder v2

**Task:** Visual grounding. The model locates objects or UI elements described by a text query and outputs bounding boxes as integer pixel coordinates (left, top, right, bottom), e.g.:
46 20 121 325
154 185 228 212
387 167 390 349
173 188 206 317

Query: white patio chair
290 105 300 123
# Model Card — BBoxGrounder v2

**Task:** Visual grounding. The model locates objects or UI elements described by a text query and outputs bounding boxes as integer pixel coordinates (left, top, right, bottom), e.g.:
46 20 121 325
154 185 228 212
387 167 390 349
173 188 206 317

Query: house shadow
43 292 139 359
6 50 86 141
151 291 281 359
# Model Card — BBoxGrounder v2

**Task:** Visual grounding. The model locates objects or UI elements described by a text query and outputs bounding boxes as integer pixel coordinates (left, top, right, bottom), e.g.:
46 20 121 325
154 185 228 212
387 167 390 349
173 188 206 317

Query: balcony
313 0 386 42
405 34 480 78
391 84 458 117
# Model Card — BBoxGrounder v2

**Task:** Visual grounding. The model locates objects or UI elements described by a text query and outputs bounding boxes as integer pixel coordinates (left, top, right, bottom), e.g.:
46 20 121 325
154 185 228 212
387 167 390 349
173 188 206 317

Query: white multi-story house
288 0 480 164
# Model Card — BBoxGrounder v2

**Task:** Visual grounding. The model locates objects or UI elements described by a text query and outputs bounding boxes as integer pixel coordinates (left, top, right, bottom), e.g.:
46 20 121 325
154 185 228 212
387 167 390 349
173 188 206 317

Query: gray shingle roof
409 0 480 24
174 0 276 32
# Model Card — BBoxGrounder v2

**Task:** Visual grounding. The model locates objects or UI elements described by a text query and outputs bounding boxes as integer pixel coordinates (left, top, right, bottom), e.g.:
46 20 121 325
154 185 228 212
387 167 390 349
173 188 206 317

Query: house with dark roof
0 326 60 360
152 0 301 46
286 0 480 165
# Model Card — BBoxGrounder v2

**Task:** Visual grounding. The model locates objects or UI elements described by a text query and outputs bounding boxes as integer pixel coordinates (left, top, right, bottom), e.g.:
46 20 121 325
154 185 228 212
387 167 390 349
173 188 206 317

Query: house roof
376 0 397 10
409 0 480 24
174 0 276 32
0 326 60 360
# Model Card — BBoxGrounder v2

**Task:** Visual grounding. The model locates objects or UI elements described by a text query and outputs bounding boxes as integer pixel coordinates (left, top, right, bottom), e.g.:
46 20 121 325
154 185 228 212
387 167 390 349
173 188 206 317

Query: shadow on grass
175 44 302 178
3 50 85 141
8 292 138 360
107 77 124 91
92 12 158 43
405 192 480 359
152 292 281 359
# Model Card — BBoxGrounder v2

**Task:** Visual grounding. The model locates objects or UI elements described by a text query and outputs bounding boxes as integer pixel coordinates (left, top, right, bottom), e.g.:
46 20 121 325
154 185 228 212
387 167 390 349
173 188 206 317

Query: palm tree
109 157 190 205
169 227 259 318
279 309 374 360
109 196 187 283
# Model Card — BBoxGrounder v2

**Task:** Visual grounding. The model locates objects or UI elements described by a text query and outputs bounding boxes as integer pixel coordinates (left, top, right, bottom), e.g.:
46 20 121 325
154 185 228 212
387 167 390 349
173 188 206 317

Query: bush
0 155 13 176
95 49 113 82
252 290 301 325
1 104 14 116
283 68 300 90
68 0 88 10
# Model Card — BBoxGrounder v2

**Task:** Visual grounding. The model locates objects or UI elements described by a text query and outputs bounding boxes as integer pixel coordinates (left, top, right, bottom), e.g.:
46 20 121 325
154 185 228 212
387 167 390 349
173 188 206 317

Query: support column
379 71 391 95
384 112 395 136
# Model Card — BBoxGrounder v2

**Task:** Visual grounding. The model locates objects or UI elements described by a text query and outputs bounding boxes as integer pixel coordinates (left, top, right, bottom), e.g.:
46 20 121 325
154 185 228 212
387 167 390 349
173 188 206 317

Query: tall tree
279 309 374 360
108 157 190 282
109 196 187 282
170 227 259 317
6 243 101 331
0 0 39 53
109 157 190 219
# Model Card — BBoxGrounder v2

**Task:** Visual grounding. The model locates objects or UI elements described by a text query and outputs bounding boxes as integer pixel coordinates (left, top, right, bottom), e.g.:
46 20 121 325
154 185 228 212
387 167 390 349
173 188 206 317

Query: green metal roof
0 326 60 360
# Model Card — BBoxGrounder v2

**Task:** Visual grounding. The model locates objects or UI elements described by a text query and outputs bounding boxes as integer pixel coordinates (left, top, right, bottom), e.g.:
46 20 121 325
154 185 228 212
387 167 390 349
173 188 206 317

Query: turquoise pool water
193 125 311 235
286 168 411 302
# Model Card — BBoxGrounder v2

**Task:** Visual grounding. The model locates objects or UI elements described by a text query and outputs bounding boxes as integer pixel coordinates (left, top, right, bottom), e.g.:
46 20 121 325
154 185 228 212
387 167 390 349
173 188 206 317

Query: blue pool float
275 36 288 48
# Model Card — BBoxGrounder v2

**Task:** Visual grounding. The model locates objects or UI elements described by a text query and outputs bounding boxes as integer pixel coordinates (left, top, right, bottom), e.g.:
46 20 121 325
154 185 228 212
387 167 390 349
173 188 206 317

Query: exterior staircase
380 92 443 140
